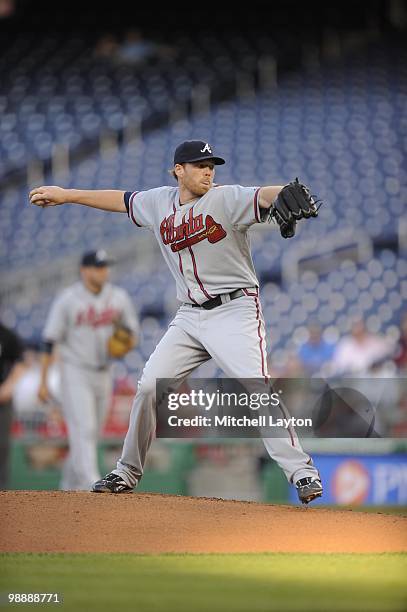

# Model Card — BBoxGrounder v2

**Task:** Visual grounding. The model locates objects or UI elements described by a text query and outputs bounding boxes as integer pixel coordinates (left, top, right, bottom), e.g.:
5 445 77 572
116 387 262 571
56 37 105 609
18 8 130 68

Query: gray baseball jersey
114 184 320 490
43 281 139 369
124 185 265 304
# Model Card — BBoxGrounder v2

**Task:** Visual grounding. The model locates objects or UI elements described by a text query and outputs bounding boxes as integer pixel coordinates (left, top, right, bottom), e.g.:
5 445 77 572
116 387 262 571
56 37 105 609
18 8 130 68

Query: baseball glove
107 322 134 359
269 178 322 239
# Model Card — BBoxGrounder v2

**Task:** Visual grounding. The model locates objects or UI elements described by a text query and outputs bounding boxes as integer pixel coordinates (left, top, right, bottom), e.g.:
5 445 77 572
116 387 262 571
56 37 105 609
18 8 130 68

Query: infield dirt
0 491 406 554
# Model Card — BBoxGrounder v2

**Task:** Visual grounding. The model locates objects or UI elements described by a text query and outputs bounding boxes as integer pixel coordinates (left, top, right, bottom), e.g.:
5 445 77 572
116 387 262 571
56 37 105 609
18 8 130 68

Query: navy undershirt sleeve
124 191 132 216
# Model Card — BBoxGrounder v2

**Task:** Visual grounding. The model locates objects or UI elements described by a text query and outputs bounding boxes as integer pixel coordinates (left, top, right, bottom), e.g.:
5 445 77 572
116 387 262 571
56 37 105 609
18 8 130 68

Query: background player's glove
107 322 134 359
270 178 322 239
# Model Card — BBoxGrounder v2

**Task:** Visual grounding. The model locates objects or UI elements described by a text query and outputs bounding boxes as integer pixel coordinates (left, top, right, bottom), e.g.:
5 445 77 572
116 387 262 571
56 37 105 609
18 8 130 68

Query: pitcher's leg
202 294 320 484
112 324 210 488
261 437 318 483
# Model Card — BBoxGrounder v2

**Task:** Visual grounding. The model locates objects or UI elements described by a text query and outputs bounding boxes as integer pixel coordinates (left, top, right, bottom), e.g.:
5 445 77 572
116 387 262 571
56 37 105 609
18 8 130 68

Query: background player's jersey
124 185 267 305
43 282 139 369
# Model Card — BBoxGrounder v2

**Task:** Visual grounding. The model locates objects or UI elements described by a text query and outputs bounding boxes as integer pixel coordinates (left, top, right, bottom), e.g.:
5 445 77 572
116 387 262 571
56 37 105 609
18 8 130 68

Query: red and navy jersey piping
124 191 142 227
253 188 261 223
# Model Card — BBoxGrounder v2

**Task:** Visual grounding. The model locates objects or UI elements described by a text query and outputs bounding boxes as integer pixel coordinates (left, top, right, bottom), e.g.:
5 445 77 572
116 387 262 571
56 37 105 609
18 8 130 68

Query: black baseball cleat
92 473 133 494
296 477 323 504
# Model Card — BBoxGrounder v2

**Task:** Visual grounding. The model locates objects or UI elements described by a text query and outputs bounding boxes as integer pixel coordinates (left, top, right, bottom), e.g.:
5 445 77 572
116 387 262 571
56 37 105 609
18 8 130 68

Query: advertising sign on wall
289 454 407 505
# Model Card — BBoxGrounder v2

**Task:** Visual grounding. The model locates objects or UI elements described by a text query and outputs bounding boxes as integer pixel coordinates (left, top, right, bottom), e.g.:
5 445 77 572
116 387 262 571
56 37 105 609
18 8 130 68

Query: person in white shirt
332 319 393 375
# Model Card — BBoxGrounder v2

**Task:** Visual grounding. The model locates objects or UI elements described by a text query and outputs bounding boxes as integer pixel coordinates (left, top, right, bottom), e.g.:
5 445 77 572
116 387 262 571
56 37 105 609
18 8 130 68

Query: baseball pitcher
31 140 323 503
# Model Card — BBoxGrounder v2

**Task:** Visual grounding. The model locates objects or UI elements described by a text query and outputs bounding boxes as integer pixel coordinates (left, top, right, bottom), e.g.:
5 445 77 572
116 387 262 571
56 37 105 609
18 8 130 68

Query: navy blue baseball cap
173 140 225 166
81 250 114 267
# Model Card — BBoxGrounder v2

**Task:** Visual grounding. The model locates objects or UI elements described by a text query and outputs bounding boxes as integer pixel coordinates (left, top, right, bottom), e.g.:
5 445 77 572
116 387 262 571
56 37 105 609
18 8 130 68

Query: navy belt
191 288 246 310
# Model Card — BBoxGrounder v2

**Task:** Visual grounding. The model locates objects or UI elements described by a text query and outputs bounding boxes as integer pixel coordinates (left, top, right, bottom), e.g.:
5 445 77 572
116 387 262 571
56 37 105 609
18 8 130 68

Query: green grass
0 553 406 612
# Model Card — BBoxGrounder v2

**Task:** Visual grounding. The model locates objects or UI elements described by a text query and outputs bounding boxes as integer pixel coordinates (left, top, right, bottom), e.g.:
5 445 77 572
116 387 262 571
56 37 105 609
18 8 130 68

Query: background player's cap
173 140 226 166
81 249 114 267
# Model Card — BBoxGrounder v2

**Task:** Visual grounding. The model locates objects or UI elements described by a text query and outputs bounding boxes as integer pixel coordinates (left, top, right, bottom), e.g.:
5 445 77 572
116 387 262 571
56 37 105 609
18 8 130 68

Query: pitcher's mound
0 491 406 554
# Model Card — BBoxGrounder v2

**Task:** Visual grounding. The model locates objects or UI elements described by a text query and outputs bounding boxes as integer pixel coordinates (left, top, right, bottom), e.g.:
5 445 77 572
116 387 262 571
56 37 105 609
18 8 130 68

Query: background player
30 140 323 503
38 249 140 490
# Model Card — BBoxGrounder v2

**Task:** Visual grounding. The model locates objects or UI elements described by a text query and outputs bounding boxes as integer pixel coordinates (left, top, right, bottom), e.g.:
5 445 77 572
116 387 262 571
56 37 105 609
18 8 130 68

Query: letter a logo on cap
200 143 212 153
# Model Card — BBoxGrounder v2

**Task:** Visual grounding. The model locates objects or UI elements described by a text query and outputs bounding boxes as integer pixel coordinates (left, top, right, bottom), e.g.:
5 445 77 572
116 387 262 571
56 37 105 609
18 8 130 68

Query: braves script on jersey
124 185 263 304
44 282 139 369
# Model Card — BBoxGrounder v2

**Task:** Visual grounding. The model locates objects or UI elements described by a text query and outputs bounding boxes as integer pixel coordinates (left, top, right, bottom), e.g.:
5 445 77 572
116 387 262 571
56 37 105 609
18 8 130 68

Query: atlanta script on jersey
124 185 266 305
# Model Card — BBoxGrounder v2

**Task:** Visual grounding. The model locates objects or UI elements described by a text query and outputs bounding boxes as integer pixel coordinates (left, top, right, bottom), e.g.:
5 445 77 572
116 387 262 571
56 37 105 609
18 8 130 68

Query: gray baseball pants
60 361 111 490
113 294 319 488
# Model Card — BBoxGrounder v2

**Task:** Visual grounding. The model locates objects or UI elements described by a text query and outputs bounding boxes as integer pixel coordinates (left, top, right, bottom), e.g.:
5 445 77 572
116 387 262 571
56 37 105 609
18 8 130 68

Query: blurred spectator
0 322 26 489
94 33 119 61
0 0 15 19
12 340 61 418
394 312 407 373
117 28 159 65
116 28 176 66
297 323 335 375
331 319 394 375
268 353 304 378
